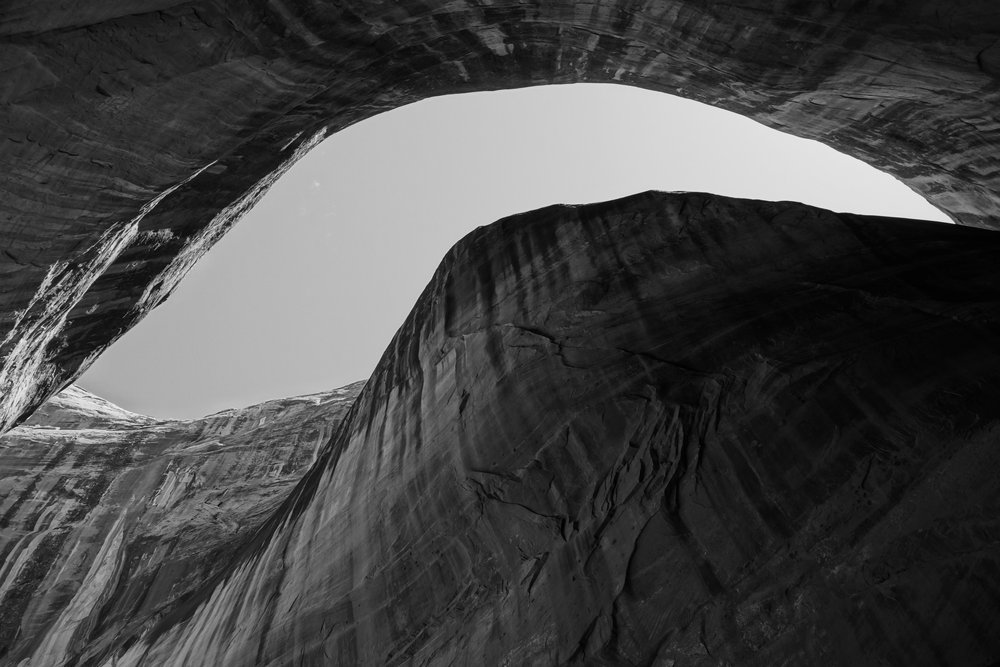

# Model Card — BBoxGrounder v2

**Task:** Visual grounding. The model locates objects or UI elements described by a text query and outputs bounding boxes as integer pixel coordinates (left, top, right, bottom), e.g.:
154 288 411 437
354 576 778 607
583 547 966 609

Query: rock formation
2 0 1000 430
4 192 998 664
3 2 1000 665
0 381 362 664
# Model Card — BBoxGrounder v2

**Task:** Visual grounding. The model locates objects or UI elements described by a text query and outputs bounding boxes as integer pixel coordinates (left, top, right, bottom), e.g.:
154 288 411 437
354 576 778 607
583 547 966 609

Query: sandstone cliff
0 381 363 665
2 0 1000 431
2 192 989 665
3 3 1000 664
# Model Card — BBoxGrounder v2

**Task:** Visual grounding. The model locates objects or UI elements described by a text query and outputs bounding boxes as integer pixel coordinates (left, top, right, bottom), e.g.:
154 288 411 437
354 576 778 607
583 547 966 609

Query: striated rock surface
3 0 1000 430
12 191 985 666
0 380 363 665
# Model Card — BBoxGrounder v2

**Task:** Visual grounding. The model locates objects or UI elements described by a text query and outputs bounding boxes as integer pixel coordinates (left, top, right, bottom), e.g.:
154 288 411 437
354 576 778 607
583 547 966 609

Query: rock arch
1 0 999 429
2 4 1000 665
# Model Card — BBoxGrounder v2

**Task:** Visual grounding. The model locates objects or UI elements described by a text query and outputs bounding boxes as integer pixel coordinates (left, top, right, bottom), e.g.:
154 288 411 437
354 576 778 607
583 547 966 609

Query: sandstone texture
2 192 985 666
2 0 1000 430
3 3 1000 665
0 381 362 665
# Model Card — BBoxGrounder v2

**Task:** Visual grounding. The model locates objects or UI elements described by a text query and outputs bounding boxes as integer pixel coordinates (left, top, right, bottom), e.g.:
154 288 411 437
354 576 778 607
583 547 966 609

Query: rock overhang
0 0 998 429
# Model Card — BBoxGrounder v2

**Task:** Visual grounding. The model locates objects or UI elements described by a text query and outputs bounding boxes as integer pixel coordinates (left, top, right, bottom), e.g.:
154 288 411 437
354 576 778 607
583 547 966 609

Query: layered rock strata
0 381 363 665
3 0 1000 430
15 191 987 666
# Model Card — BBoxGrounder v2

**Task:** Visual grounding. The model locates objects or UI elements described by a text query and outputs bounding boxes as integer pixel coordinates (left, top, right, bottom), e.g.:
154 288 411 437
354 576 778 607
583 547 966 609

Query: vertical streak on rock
27 510 127 666
0 381 363 664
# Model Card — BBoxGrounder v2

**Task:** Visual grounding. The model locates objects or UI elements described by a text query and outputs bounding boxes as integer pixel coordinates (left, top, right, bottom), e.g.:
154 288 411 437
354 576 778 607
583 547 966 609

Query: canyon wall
0 381 362 664
2 0 1000 430
11 191 986 666
2 2 1000 664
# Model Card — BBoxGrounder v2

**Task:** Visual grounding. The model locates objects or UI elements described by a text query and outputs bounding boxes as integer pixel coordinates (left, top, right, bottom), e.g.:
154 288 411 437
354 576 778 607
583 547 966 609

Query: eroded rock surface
29 192 989 666
0 381 363 665
2 0 1000 431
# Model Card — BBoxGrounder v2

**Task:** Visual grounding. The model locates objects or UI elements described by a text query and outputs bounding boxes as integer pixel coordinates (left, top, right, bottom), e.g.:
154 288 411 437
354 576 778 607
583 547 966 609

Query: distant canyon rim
1 1 1000 665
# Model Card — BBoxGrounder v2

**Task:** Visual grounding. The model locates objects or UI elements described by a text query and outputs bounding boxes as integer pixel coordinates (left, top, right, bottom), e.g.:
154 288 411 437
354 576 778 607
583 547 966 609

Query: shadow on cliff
90 191 1000 666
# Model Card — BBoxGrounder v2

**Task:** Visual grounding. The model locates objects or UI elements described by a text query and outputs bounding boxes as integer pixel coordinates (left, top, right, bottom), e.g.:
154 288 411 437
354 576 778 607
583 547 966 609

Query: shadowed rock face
3 3 1000 664
2 0 1000 430
0 381 362 665
7 191 984 666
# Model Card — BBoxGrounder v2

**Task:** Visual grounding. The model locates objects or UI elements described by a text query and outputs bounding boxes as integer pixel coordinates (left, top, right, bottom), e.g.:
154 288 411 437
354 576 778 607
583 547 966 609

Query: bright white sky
78 83 950 419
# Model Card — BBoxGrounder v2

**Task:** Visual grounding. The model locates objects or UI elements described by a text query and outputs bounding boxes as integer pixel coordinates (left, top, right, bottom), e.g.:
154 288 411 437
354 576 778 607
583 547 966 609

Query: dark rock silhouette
5 192 999 664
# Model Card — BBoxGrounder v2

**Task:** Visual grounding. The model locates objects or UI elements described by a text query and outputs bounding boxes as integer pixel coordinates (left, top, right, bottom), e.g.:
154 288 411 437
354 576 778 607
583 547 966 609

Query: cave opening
76 83 950 420
4 5 1000 665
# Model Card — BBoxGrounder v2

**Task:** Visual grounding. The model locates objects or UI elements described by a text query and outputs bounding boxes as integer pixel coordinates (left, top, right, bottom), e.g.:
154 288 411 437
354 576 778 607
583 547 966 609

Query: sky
78 83 951 419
